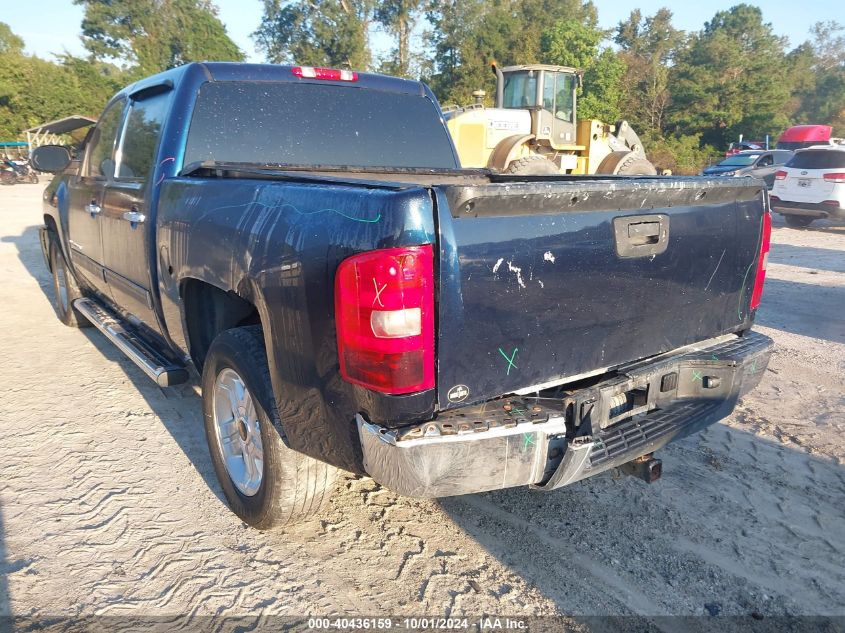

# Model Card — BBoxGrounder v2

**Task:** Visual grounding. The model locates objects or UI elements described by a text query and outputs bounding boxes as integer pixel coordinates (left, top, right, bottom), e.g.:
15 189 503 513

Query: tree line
1 0 843 173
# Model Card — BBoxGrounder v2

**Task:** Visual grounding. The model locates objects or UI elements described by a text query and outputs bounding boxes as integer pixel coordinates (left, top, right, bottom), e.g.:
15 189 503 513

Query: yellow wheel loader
443 64 657 176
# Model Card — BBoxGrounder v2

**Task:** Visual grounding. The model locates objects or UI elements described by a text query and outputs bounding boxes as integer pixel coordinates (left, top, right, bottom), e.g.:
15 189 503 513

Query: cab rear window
786 150 845 170
184 81 458 170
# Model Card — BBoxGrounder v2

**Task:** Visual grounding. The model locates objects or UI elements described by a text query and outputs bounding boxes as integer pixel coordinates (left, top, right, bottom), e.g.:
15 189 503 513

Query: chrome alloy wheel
212 368 264 496
54 253 69 312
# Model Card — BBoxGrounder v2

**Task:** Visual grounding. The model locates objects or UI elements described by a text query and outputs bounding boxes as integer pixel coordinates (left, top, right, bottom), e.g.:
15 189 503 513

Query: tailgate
433 176 765 409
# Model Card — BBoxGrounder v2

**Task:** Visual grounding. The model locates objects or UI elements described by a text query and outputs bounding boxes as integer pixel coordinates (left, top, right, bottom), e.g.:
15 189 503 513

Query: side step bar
74 298 189 387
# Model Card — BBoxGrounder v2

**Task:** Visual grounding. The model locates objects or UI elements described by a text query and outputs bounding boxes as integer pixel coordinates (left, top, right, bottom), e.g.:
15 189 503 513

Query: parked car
725 140 765 156
32 62 773 529
702 150 793 187
770 145 845 227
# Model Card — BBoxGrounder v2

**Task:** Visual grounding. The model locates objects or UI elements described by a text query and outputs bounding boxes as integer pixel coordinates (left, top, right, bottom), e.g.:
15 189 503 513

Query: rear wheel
29 172 39 184
505 155 560 176
202 325 337 529
784 215 814 228
0 171 14 186
49 237 91 328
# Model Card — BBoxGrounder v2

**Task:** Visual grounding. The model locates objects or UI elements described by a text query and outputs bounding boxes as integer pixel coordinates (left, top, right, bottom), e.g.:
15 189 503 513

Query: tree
254 0 371 70
374 0 426 77
539 18 625 122
0 22 25 55
794 21 845 133
426 0 597 106
74 0 244 76
615 8 684 135
668 4 791 147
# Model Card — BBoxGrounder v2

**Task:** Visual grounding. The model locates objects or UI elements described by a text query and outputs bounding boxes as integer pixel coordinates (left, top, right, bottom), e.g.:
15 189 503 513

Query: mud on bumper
358 331 773 498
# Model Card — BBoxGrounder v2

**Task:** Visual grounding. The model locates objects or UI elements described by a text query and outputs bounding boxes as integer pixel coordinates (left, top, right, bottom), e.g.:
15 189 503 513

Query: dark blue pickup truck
34 62 773 529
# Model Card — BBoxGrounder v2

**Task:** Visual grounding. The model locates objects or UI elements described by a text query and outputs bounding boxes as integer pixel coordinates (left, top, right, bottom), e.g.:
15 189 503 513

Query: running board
74 298 189 387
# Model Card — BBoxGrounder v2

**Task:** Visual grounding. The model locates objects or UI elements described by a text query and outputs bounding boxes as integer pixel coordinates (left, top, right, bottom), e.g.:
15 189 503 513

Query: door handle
85 202 101 217
613 214 670 258
122 210 146 224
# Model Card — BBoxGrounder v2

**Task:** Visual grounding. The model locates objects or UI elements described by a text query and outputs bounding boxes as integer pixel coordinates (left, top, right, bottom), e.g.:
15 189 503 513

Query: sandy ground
0 182 843 628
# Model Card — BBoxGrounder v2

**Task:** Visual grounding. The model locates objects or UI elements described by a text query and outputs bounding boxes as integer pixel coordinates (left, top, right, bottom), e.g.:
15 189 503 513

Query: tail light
292 66 358 82
749 211 772 311
335 245 434 394
823 172 845 183
774 170 788 181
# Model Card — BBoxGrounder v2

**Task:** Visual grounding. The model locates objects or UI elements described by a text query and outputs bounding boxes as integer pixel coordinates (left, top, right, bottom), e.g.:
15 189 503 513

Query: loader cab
497 65 581 150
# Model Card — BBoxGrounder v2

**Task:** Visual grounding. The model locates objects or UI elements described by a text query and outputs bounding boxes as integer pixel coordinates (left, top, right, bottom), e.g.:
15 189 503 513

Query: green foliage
540 18 603 69
74 0 244 76
791 21 845 134
643 132 718 175
615 9 684 135
667 4 791 147
539 18 624 122
254 0 371 70
0 22 25 54
426 0 596 106
374 0 427 77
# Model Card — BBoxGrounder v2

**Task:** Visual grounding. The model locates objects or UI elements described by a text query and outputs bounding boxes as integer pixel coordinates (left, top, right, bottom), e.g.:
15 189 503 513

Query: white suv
770 145 845 227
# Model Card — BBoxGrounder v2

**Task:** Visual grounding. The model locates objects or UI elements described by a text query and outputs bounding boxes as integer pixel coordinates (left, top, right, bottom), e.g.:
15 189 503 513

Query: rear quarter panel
156 178 436 471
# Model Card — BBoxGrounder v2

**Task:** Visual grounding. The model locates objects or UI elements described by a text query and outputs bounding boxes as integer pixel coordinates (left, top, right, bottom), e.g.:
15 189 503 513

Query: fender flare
488 134 535 171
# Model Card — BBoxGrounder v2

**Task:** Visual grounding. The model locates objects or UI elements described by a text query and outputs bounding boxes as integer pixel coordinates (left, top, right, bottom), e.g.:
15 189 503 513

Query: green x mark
522 434 536 452
692 370 703 381
498 347 519 375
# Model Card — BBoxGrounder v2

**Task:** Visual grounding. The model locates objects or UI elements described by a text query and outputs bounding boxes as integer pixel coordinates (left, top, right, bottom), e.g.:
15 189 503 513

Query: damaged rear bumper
357 331 773 498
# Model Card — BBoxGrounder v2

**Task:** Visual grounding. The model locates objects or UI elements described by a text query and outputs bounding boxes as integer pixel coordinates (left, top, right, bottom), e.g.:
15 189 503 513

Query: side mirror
31 145 71 173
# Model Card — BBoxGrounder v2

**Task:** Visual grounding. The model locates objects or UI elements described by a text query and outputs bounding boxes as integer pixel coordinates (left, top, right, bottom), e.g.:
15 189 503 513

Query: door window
84 100 126 179
757 154 773 167
116 91 173 181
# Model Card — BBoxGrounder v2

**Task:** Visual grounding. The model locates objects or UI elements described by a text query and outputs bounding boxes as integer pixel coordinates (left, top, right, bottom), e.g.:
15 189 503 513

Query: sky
1 0 841 64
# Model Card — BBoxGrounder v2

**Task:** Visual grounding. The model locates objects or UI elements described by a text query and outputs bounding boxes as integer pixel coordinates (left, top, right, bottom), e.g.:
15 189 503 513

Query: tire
49 237 91 328
614 154 658 176
0 171 14 186
505 155 560 175
784 215 814 228
202 325 337 529
29 173 39 184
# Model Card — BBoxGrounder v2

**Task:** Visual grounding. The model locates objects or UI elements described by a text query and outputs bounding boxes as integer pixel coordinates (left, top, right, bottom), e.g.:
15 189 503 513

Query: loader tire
615 154 658 176
505 155 560 176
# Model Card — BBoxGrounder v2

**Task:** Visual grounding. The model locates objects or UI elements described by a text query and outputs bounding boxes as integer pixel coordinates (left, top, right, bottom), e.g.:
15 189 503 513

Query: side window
757 154 773 167
115 90 173 181
84 100 126 178
554 75 574 122
774 152 791 164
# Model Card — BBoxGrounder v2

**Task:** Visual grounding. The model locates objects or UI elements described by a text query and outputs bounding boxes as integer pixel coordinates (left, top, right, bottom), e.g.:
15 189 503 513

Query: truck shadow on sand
3 225 228 509
754 277 845 345
436 424 845 623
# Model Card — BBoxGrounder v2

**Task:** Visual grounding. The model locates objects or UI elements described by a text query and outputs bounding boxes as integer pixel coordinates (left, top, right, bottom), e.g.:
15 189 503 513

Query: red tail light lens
774 170 787 181
335 245 434 394
749 211 771 311
292 66 358 82
823 172 845 183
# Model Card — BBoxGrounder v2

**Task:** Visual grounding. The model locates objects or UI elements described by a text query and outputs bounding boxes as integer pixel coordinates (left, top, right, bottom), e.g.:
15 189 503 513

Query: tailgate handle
614 214 670 258
627 221 660 245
